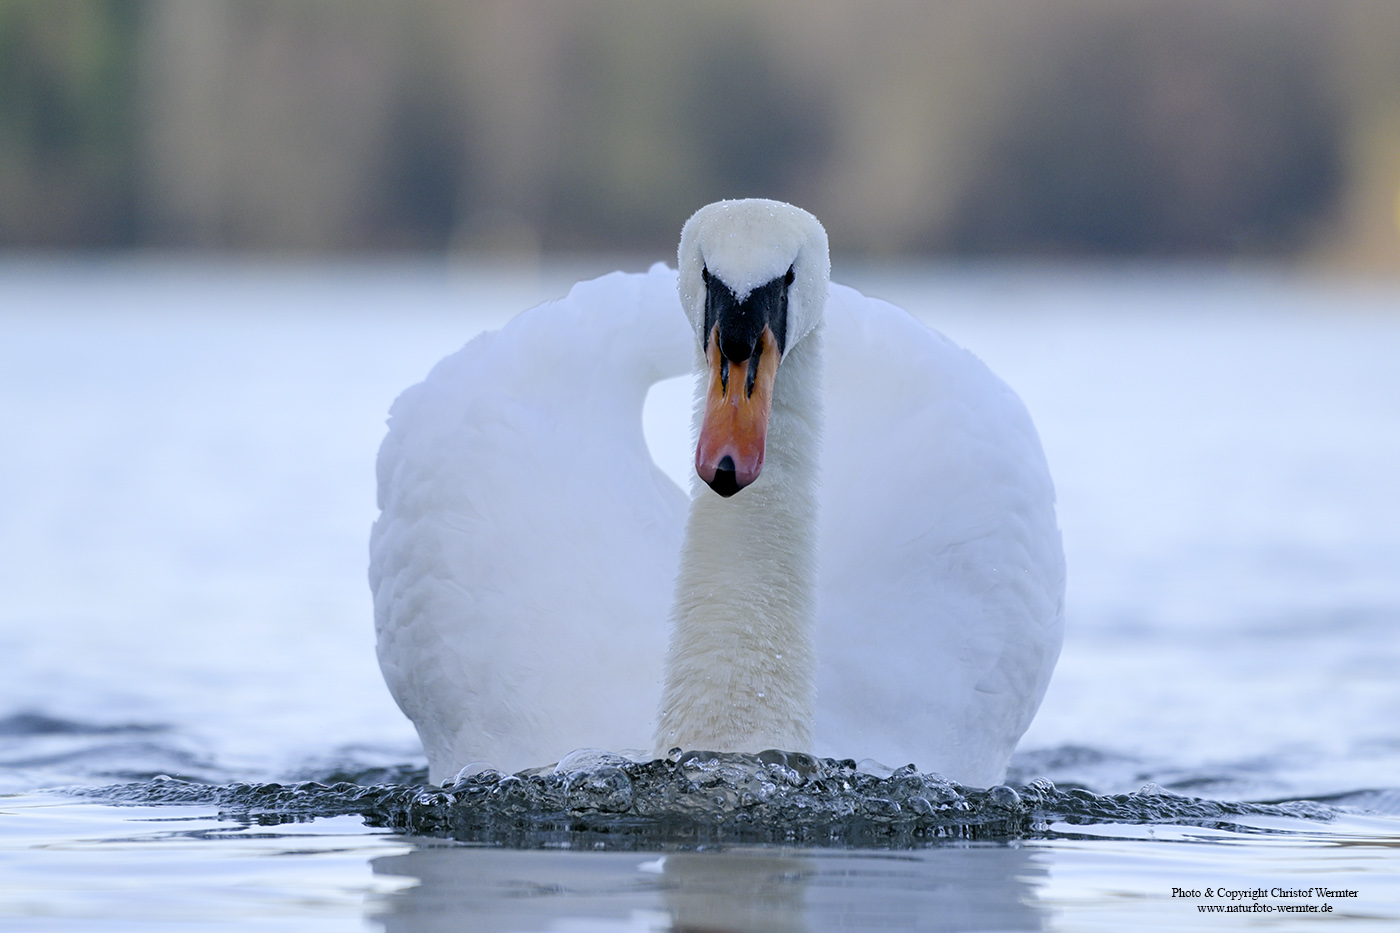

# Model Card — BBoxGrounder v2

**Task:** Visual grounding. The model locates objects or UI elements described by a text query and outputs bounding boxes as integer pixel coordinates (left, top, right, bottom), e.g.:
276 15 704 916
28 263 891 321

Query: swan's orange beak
696 325 780 497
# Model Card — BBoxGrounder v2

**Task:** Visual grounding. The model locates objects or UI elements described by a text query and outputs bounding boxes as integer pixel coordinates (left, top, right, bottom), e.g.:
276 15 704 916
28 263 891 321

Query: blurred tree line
1 0 1398 267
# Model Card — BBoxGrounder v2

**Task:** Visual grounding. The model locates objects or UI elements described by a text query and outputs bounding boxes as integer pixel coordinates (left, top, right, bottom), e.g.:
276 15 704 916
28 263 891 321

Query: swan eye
784 265 795 287
745 341 761 398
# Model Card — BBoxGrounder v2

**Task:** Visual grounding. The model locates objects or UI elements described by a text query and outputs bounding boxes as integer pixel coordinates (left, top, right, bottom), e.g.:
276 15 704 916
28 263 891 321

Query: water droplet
905 795 934 815
988 785 1022 809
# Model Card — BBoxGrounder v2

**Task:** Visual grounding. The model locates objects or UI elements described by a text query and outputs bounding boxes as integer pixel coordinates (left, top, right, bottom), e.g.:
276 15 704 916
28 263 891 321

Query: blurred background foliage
1 0 1398 268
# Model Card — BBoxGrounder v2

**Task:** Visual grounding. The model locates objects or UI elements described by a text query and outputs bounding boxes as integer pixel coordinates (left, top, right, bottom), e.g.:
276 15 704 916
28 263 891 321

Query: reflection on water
6 791 1396 932
370 844 1047 933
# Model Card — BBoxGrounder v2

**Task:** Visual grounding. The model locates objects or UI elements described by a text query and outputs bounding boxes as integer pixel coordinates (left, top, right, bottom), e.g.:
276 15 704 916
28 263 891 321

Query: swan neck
656 327 823 755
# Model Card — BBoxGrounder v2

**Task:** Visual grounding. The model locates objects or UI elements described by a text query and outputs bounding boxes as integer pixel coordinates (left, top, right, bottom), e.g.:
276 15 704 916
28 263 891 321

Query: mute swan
370 199 1064 788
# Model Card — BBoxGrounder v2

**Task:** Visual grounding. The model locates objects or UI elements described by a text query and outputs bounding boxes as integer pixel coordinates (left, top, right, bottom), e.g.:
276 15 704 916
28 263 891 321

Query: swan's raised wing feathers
371 267 692 781
815 284 1065 785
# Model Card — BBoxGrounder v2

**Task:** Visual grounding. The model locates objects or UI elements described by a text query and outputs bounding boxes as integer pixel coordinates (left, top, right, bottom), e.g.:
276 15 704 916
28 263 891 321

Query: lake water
1 259 1398 930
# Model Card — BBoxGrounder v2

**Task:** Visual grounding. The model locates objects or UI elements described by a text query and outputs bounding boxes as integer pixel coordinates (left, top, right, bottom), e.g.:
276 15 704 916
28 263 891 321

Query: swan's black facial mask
695 265 794 497
701 266 792 365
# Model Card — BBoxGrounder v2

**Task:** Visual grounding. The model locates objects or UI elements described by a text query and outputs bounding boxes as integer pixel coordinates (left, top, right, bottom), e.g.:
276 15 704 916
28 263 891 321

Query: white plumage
370 200 1064 787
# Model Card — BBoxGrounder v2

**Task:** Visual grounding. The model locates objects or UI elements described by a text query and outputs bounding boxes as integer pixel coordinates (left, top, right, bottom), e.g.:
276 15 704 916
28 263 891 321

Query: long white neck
655 326 823 755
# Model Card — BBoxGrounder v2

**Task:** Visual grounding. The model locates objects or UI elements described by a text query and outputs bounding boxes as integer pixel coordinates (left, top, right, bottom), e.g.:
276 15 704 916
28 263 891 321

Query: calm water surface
2 260 1398 930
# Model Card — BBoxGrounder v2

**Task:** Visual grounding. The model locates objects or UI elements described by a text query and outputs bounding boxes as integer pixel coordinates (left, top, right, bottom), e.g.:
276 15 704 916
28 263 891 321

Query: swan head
677 199 830 497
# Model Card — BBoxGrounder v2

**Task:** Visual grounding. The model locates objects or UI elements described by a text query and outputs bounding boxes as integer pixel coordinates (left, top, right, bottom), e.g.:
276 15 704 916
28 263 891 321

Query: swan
370 199 1064 788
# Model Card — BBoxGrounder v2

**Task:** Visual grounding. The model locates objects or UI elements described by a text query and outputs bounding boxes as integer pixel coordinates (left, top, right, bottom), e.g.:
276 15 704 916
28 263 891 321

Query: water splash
73 748 1334 850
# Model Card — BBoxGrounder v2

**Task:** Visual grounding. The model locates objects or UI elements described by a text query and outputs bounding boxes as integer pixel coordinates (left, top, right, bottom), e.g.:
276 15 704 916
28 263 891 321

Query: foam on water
73 747 1337 851
9 711 1354 853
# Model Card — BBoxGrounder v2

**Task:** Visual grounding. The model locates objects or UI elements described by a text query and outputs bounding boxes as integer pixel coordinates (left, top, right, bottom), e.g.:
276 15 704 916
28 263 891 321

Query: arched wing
370 267 693 780
815 284 1066 786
